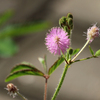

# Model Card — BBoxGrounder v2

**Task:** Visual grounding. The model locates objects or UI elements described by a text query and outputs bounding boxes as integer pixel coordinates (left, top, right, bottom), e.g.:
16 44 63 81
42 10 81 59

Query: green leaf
0 21 49 38
0 38 18 57
0 10 13 26
48 57 64 75
38 57 45 67
89 45 94 56
71 48 80 56
95 49 100 56
38 56 47 73
11 63 36 73
5 68 44 82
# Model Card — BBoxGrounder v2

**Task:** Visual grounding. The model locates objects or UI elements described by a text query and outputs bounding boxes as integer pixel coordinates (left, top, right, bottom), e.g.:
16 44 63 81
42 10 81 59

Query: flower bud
69 48 73 55
59 16 67 28
63 26 70 34
67 18 73 29
66 13 73 19
5 83 18 98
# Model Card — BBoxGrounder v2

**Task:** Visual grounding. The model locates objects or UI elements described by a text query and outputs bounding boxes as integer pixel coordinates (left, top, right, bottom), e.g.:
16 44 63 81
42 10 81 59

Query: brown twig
44 75 49 100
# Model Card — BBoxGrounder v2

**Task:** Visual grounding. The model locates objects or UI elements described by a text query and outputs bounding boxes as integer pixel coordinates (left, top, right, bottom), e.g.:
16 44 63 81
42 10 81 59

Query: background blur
0 0 100 100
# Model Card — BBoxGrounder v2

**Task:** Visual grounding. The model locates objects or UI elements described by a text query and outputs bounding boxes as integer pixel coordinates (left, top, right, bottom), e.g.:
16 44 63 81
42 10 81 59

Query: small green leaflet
71 48 80 56
38 57 45 65
48 57 64 75
89 45 94 56
38 56 47 73
5 63 44 82
65 48 80 60
95 49 100 56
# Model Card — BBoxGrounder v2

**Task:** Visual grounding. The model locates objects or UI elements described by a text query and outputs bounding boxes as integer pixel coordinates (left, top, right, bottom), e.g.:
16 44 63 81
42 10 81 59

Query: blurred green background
0 0 100 100
0 10 49 57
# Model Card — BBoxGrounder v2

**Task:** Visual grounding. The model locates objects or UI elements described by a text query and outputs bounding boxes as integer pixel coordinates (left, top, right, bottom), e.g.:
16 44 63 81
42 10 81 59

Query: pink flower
45 27 70 55
86 24 100 43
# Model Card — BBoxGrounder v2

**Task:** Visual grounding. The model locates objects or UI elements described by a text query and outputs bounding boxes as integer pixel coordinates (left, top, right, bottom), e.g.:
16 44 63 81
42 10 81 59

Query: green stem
51 64 69 100
71 38 91 62
17 92 27 100
73 56 97 63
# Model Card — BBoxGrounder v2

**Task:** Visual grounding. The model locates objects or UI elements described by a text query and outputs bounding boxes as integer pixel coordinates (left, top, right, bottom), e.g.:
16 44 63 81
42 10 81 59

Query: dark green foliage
48 57 64 75
5 63 44 82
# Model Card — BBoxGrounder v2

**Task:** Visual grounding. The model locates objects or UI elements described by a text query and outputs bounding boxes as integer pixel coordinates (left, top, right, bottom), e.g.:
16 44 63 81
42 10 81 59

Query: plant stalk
51 64 69 100
71 38 91 62
17 92 27 100
73 56 97 63
44 76 48 100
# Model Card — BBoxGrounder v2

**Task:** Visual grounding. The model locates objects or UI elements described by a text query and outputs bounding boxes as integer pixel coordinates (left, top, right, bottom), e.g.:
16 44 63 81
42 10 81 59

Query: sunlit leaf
0 21 49 38
95 49 100 56
48 57 64 75
5 68 44 82
38 56 47 73
0 37 18 57
0 10 13 26
11 63 36 73
38 57 45 67
89 45 94 56
71 48 80 56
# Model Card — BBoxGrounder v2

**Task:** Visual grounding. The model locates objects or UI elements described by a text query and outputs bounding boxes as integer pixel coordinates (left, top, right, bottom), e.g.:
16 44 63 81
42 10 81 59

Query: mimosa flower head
45 27 70 55
86 24 100 43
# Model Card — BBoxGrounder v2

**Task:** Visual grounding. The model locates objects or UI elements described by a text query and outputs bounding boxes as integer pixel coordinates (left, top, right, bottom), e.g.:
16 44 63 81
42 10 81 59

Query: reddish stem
44 78 47 100
44 75 49 100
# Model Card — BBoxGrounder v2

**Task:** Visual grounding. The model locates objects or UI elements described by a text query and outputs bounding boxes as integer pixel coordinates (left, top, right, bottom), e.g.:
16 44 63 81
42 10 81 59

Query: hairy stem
51 64 69 100
17 92 27 100
73 56 97 63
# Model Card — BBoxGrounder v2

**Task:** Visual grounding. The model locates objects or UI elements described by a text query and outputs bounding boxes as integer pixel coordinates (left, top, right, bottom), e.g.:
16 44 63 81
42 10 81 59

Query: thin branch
44 75 49 100
17 92 27 100
72 56 97 63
